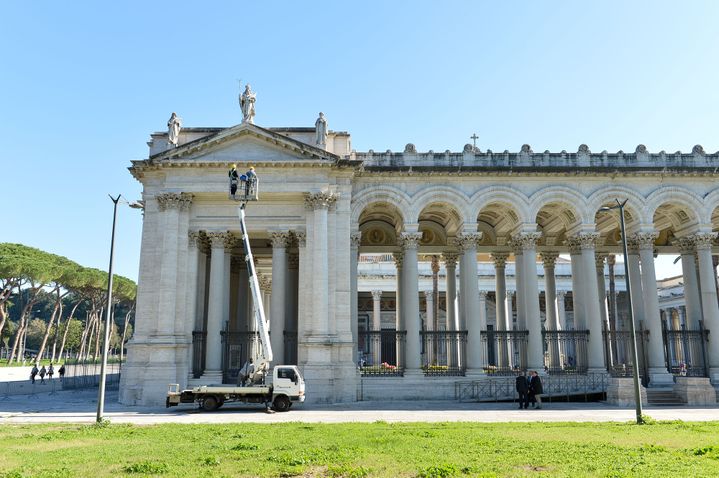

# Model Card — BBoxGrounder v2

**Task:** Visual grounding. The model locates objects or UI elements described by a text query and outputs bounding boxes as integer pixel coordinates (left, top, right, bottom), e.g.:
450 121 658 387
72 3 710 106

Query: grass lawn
1 420 718 477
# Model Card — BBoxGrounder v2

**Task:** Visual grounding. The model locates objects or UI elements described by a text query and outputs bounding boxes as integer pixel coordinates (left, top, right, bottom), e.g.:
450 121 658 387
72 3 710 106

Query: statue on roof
315 112 327 147
240 84 256 124
167 112 182 147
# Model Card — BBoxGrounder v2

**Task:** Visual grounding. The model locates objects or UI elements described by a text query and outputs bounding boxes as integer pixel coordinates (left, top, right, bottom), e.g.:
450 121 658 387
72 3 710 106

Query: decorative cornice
628 232 658 251
540 251 559 268
442 252 459 268
400 232 423 250
454 233 483 252
350 232 362 249
566 233 599 253
270 231 291 248
491 252 509 269
156 192 193 211
304 191 338 210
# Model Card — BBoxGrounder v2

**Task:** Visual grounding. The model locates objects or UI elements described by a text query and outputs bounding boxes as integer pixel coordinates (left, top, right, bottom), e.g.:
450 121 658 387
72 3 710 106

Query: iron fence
662 325 710 377
420 330 468 376
192 330 206 378
358 330 406 376
221 330 260 384
480 330 529 375
455 372 609 402
602 328 650 386
542 330 589 374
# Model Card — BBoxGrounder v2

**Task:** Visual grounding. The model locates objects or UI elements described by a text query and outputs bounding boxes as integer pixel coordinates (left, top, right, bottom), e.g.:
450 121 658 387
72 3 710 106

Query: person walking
47 363 54 380
515 371 529 409
58 364 65 381
30 364 39 384
529 370 544 409
39 365 47 384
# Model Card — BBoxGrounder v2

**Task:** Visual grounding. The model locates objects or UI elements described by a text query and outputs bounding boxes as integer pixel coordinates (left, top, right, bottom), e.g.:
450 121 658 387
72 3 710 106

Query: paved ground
2 388 719 424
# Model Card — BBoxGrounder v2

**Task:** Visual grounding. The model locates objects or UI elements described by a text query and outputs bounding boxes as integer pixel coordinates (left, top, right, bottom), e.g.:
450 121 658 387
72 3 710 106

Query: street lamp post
97 194 121 423
600 199 643 424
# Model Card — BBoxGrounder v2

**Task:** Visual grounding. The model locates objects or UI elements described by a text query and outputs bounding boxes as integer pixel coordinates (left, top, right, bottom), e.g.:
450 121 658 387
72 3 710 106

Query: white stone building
120 115 719 406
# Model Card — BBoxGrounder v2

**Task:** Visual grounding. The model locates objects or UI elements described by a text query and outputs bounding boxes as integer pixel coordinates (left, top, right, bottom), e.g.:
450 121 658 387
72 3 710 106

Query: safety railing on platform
480 330 528 375
420 330 468 376
662 325 709 377
358 330 406 376
602 328 650 386
542 330 589 374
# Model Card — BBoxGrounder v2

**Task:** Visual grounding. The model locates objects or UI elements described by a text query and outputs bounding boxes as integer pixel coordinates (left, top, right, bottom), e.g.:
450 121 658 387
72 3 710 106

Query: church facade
120 110 719 406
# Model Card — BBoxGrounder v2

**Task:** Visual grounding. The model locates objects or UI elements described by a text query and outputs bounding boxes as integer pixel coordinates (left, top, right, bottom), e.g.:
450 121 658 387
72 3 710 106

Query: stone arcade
120 112 719 406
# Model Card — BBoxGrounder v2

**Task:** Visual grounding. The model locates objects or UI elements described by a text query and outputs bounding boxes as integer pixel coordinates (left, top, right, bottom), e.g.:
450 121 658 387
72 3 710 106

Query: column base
199 370 224 385
673 377 717 405
606 376 647 407
648 368 675 387
709 368 719 386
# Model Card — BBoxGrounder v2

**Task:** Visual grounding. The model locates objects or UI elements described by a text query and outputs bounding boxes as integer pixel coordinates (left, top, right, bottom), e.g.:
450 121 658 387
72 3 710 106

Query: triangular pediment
149 122 339 163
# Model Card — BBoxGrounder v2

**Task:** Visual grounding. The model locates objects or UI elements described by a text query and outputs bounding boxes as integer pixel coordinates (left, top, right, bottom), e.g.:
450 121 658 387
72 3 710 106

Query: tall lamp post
600 199 643 424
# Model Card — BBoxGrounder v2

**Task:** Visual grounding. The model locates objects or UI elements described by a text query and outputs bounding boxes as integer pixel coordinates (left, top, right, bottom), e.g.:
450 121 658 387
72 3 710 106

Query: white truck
166 170 306 412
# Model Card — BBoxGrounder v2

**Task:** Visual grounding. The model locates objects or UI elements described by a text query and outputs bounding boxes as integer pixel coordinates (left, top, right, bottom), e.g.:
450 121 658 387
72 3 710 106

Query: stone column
567 233 604 371
626 242 646 328
393 251 404 368
492 253 509 331
541 251 561 371
511 242 526 330
424 290 434 366
295 232 310 351
305 192 336 336
185 231 201 381
568 245 584 329
286 252 299 346
401 232 423 371
371 290 383 330
202 231 233 382
443 253 459 331
478 290 488 332
596 254 612 366
350 232 361 364
506 290 516 367
632 232 673 385
693 233 719 382
512 232 543 372
456 233 483 371
270 231 290 365
676 237 702 329
556 290 567 330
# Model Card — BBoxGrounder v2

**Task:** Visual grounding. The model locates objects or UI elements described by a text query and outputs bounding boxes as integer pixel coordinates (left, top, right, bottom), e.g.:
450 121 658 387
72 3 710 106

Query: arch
703 188 719 232
528 186 589 231
645 186 705 228
350 185 413 227
588 186 645 236
470 186 532 224
407 186 472 226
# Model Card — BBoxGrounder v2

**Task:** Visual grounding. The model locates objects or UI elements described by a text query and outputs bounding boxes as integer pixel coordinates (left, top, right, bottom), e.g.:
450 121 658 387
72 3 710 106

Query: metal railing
221 330 260 384
420 330 468 376
542 330 589 374
455 372 609 402
662 325 710 377
480 330 529 375
358 330 406 376
192 330 206 378
61 358 122 390
602 328 650 386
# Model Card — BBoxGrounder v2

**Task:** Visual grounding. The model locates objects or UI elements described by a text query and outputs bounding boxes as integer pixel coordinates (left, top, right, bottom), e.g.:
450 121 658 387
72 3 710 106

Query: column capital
479 290 488 300
628 231 658 251
270 231 291 248
595 253 607 270
294 232 307 248
675 236 696 254
423 290 433 301
454 232 483 251
400 232 423 250
188 231 201 249
259 275 272 293
566 232 599 253
690 232 717 251
156 192 193 211
371 289 383 300
304 191 338 210
607 254 616 266
206 231 234 250
431 255 440 274
540 251 559 268
491 252 510 268
442 252 459 268
506 290 515 299
556 290 567 299
393 251 404 268
510 232 542 251
350 231 362 249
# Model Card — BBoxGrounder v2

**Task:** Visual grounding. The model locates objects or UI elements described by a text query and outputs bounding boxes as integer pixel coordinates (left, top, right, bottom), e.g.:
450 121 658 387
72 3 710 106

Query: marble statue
315 112 327 146
240 84 256 124
167 112 182 147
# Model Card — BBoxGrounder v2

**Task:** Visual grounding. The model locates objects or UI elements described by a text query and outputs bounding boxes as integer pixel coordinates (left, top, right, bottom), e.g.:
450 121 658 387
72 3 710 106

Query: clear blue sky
2 1 718 282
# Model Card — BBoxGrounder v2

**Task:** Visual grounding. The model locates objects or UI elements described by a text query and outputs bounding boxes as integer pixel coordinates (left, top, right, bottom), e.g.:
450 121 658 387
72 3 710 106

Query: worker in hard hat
245 166 256 197
229 164 239 200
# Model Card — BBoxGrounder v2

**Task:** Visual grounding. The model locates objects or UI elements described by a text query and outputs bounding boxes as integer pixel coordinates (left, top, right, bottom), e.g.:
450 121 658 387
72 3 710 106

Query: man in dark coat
529 370 544 409
515 371 529 409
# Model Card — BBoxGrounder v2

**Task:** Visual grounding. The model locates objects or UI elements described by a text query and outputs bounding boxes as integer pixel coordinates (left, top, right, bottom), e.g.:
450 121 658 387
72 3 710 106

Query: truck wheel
273 395 290 412
202 396 220 411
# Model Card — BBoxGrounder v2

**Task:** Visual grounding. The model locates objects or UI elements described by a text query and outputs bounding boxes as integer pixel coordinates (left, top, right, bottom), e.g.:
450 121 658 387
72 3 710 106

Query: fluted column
371 290 383 330
632 232 672 384
270 231 290 365
443 253 459 331
626 241 646 327
393 252 404 330
295 232 310 343
511 242 526 330
350 232 361 363
286 252 299 337
478 290 488 332
541 252 560 331
676 237 702 329
512 232 543 372
305 192 336 336
492 253 509 331
424 291 434 331
456 232 483 371
595 254 610 330
401 232 423 371
556 290 567 330
202 231 233 381
185 231 201 381
693 233 719 380
568 245 583 330
567 233 604 371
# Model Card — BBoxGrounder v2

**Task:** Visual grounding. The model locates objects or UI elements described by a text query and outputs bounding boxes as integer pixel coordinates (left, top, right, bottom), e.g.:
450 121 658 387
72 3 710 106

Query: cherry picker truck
166 168 306 412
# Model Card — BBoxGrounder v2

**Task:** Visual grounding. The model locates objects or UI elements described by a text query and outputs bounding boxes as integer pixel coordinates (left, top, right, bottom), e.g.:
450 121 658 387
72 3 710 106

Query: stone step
646 389 684 406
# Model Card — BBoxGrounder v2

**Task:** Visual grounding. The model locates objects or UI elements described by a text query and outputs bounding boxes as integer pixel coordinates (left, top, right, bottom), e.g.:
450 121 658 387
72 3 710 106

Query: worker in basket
228 164 239 200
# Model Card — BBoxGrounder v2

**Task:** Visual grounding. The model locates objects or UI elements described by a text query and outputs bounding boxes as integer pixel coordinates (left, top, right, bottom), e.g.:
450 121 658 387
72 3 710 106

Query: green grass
1 421 718 477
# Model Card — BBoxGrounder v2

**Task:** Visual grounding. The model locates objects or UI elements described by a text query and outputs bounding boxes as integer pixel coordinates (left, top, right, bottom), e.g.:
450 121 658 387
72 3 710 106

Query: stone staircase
646 388 684 406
